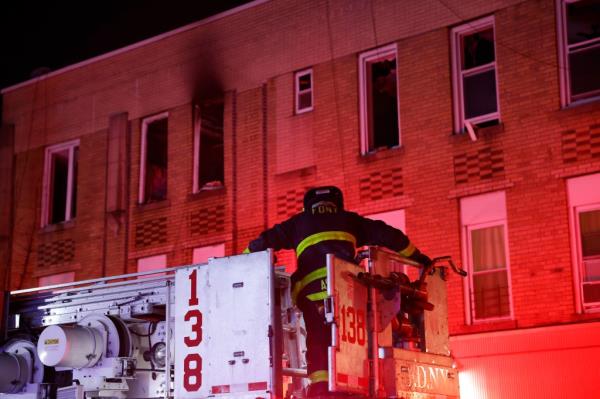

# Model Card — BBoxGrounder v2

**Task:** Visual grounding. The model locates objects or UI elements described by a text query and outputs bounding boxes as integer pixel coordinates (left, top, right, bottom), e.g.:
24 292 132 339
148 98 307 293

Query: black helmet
303 186 344 211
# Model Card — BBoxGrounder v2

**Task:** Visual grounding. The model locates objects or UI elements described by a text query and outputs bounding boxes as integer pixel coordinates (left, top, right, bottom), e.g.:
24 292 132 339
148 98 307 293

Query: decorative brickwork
135 217 168 248
561 124 600 163
190 205 225 237
359 168 403 202
37 239 75 268
453 147 504 185
276 188 306 219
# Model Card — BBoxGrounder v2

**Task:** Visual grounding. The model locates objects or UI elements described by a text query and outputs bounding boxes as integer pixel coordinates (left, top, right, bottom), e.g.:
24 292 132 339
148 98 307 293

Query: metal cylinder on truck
0 351 29 393
37 324 104 369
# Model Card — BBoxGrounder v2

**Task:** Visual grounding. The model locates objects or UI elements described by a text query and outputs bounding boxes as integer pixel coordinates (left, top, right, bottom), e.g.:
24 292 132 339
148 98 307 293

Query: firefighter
244 186 431 398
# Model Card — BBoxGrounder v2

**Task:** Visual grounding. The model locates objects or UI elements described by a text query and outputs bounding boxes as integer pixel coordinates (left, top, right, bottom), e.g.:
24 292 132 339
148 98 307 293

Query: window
42 140 79 226
38 271 75 287
557 0 600 106
567 173 600 312
451 17 500 133
359 44 400 154
137 254 167 274
295 68 313 114
139 113 168 204
367 209 406 232
193 101 224 192
193 243 225 264
460 191 512 322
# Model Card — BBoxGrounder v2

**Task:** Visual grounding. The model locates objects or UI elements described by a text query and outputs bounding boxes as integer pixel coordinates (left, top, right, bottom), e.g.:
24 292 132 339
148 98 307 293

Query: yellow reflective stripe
292 267 327 303
243 248 250 254
309 370 329 384
296 231 356 258
306 291 328 301
399 242 416 257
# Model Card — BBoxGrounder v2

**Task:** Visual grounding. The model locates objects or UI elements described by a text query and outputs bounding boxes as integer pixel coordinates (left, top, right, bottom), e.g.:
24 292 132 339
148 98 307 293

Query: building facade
1 0 599 397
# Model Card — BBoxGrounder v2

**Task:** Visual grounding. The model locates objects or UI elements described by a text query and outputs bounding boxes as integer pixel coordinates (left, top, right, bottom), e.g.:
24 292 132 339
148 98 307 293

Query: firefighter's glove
413 253 433 267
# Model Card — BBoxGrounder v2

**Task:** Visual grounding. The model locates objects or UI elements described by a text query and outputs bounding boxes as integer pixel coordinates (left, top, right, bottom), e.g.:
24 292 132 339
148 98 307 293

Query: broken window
295 68 313 114
140 114 168 203
559 0 600 105
42 140 79 226
359 45 400 154
452 17 500 133
194 100 224 192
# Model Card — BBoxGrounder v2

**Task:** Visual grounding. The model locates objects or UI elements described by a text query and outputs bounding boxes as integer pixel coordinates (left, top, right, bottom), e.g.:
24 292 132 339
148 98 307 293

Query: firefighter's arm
357 216 432 266
243 218 296 254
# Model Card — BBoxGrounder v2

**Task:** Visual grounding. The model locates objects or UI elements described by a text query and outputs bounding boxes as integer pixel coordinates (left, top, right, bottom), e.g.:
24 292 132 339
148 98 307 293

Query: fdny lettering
311 201 338 215
400 364 454 393
321 279 327 291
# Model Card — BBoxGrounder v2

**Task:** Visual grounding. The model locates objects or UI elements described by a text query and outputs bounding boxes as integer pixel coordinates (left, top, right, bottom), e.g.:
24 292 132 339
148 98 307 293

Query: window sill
39 220 76 234
454 318 517 335
452 121 504 141
135 199 171 213
188 185 226 202
359 145 404 162
562 95 600 111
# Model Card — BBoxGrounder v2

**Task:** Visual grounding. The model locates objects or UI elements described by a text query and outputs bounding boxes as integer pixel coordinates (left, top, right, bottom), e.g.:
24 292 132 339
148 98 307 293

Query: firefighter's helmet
303 186 344 211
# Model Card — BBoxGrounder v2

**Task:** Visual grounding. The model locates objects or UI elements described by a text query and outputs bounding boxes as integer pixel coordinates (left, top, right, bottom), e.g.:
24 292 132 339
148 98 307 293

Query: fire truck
0 247 466 399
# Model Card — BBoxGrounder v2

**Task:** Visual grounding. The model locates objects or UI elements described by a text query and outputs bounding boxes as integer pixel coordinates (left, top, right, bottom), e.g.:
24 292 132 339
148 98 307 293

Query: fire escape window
193 100 224 192
139 113 168 204
558 0 600 106
359 44 400 154
460 191 513 323
295 68 313 114
42 140 79 226
451 16 500 133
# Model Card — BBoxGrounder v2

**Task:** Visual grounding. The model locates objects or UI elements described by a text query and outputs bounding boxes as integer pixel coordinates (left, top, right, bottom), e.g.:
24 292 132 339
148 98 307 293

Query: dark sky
0 1 251 91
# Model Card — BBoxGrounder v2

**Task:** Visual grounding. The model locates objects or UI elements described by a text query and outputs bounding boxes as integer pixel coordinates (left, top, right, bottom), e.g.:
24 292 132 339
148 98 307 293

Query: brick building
1 0 599 397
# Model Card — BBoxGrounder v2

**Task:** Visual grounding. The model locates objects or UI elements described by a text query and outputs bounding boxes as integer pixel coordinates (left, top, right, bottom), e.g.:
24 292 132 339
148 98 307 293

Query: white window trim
463 220 514 324
41 139 80 227
138 112 168 204
556 0 600 107
570 204 600 313
358 43 401 155
295 68 314 114
451 16 501 134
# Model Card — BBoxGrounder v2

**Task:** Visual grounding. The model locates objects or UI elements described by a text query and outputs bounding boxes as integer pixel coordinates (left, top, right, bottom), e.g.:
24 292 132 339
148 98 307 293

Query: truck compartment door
325 255 370 396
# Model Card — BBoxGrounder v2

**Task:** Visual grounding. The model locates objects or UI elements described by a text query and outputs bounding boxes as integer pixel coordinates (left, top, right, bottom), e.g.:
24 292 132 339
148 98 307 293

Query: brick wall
2 0 600 336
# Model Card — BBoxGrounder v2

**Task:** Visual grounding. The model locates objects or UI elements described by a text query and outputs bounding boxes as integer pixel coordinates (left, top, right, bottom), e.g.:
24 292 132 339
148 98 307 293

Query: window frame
138 112 169 204
41 139 80 227
556 0 600 107
295 68 314 114
358 43 401 155
464 220 514 323
451 16 501 134
567 173 600 313
571 203 600 312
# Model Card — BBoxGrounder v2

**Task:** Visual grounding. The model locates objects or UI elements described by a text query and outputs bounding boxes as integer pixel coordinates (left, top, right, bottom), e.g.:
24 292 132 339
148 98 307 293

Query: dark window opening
368 57 399 150
48 146 78 225
49 150 69 224
198 100 224 189
144 118 168 203
462 28 495 70
566 0 600 100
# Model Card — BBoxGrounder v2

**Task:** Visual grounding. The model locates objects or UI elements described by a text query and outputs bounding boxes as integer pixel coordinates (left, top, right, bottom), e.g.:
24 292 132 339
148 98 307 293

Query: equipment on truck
0 247 465 399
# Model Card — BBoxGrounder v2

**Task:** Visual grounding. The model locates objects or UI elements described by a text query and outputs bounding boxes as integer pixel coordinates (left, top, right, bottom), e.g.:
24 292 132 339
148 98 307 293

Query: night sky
0 1 251 91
